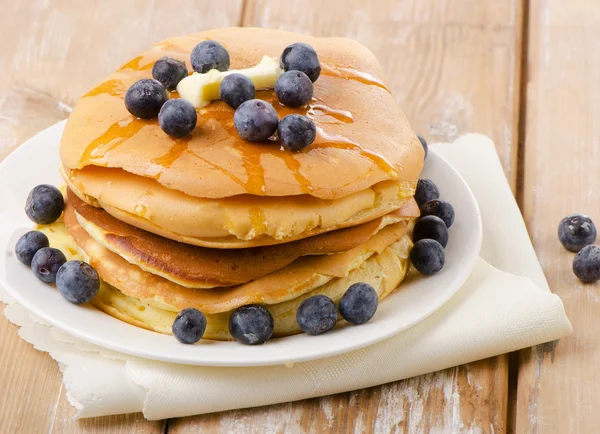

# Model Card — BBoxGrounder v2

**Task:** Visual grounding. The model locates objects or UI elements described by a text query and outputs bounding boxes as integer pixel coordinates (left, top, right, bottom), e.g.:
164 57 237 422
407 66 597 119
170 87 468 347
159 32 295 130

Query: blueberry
229 305 274 345
191 40 230 73
296 295 338 335
56 260 100 304
220 73 255 109
339 282 379 325
280 43 321 82
25 184 64 224
274 70 313 108
421 200 455 228
152 57 188 90
31 247 66 283
573 245 600 283
172 308 207 344
15 231 49 266
413 215 449 248
277 114 316 151
410 239 445 275
414 179 440 208
125 79 168 119
417 134 428 159
559 214 597 252
234 99 279 141
158 98 197 138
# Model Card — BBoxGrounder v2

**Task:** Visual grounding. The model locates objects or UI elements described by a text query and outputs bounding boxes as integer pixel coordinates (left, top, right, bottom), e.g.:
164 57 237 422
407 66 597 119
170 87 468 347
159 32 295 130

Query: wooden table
0 0 595 432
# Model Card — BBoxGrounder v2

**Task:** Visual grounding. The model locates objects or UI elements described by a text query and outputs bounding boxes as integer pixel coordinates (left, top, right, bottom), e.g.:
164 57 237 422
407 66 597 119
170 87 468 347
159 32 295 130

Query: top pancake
60 27 424 200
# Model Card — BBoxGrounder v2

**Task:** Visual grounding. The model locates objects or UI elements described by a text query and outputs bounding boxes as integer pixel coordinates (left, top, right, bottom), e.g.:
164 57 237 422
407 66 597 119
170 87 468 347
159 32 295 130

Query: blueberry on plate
420 199 455 228
125 79 168 119
413 215 449 248
25 184 64 224
31 247 66 283
280 42 321 82
234 99 279 141
296 295 338 335
573 245 600 283
56 260 100 304
158 98 197 138
277 114 316 151
417 134 428 160
339 282 379 325
559 214 597 252
15 231 49 266
414 179 440 208
410 239 445 275
220 73 256 109
274 70 313 108
172 308 207 344
152 57 188 90
191 40 230 73
229 305 274 345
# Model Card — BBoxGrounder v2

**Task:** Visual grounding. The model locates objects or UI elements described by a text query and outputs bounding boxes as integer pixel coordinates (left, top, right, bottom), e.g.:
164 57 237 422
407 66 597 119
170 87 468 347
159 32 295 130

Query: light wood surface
517 0 600 432
0 0 590 432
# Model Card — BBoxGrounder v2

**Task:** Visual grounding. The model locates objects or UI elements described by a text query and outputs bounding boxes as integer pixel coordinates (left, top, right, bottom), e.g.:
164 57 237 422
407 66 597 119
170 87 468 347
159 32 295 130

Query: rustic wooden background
0 0 596 432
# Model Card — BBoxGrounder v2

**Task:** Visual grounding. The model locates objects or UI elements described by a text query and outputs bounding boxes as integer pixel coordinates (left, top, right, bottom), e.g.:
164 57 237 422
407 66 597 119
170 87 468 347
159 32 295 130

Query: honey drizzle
83 79 127 98
320 64 390 92
313 127 398 177
150 136 192 168
80 118 149 164
307 104 353 124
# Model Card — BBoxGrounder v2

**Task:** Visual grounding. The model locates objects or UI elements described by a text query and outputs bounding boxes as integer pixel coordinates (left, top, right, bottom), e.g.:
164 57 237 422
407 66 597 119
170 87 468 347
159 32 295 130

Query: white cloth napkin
0 134 572 420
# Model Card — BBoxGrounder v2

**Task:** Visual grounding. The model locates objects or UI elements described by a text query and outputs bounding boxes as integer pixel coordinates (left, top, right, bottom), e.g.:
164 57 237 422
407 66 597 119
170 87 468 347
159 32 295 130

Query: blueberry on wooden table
573 245 600 283
339 282 379 325
56 260 100 304
280 42 321 82
413 215 449 248
278 114 316 151
158 99 197 138
296 295 338 335
417 134 428 160
234 99 279 141
172 308 207 344
220 73 256 109
229 305 274 345
421 199 455 228
558 214 596 252
125 79 168 119
31 247 66 284
410 239 445 275
414 179 440 208
25 184 64 224
191 40 230 73
152 57 188 91
275 70 313 108
15 231 49 266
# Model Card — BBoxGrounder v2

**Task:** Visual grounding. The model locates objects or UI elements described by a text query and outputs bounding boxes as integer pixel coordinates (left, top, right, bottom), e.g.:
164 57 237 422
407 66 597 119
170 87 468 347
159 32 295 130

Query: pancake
40 214 410 340
60 27 424 201
69 189 419 288
61 201 410 314
63 164 416 247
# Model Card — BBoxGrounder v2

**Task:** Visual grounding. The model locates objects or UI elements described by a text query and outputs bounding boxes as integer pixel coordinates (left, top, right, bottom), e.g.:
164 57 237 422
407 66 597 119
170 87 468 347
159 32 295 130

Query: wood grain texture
172 1 523 432
0 1 243 433
517 1 600 432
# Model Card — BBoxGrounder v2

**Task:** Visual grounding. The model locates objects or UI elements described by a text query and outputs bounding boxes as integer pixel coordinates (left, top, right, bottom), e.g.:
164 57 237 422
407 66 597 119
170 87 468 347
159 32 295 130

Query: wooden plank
171 0 523 432
517 1 600 432
0 1 243 432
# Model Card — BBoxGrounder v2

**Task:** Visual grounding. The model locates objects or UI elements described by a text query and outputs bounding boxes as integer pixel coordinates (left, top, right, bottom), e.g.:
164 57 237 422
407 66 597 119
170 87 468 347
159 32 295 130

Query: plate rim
0 121 482 366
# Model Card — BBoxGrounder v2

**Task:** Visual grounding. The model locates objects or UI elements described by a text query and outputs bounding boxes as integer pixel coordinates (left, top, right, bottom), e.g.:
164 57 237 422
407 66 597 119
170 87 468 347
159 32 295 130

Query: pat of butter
177 55 283 108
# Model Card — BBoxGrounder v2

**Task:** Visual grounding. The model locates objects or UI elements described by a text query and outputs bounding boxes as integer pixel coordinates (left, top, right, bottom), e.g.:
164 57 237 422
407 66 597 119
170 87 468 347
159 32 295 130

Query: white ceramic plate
0 121 481 366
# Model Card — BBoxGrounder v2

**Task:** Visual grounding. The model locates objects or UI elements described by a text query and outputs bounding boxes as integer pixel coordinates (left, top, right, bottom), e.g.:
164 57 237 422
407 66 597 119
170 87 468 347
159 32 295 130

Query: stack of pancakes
49 28 424 340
